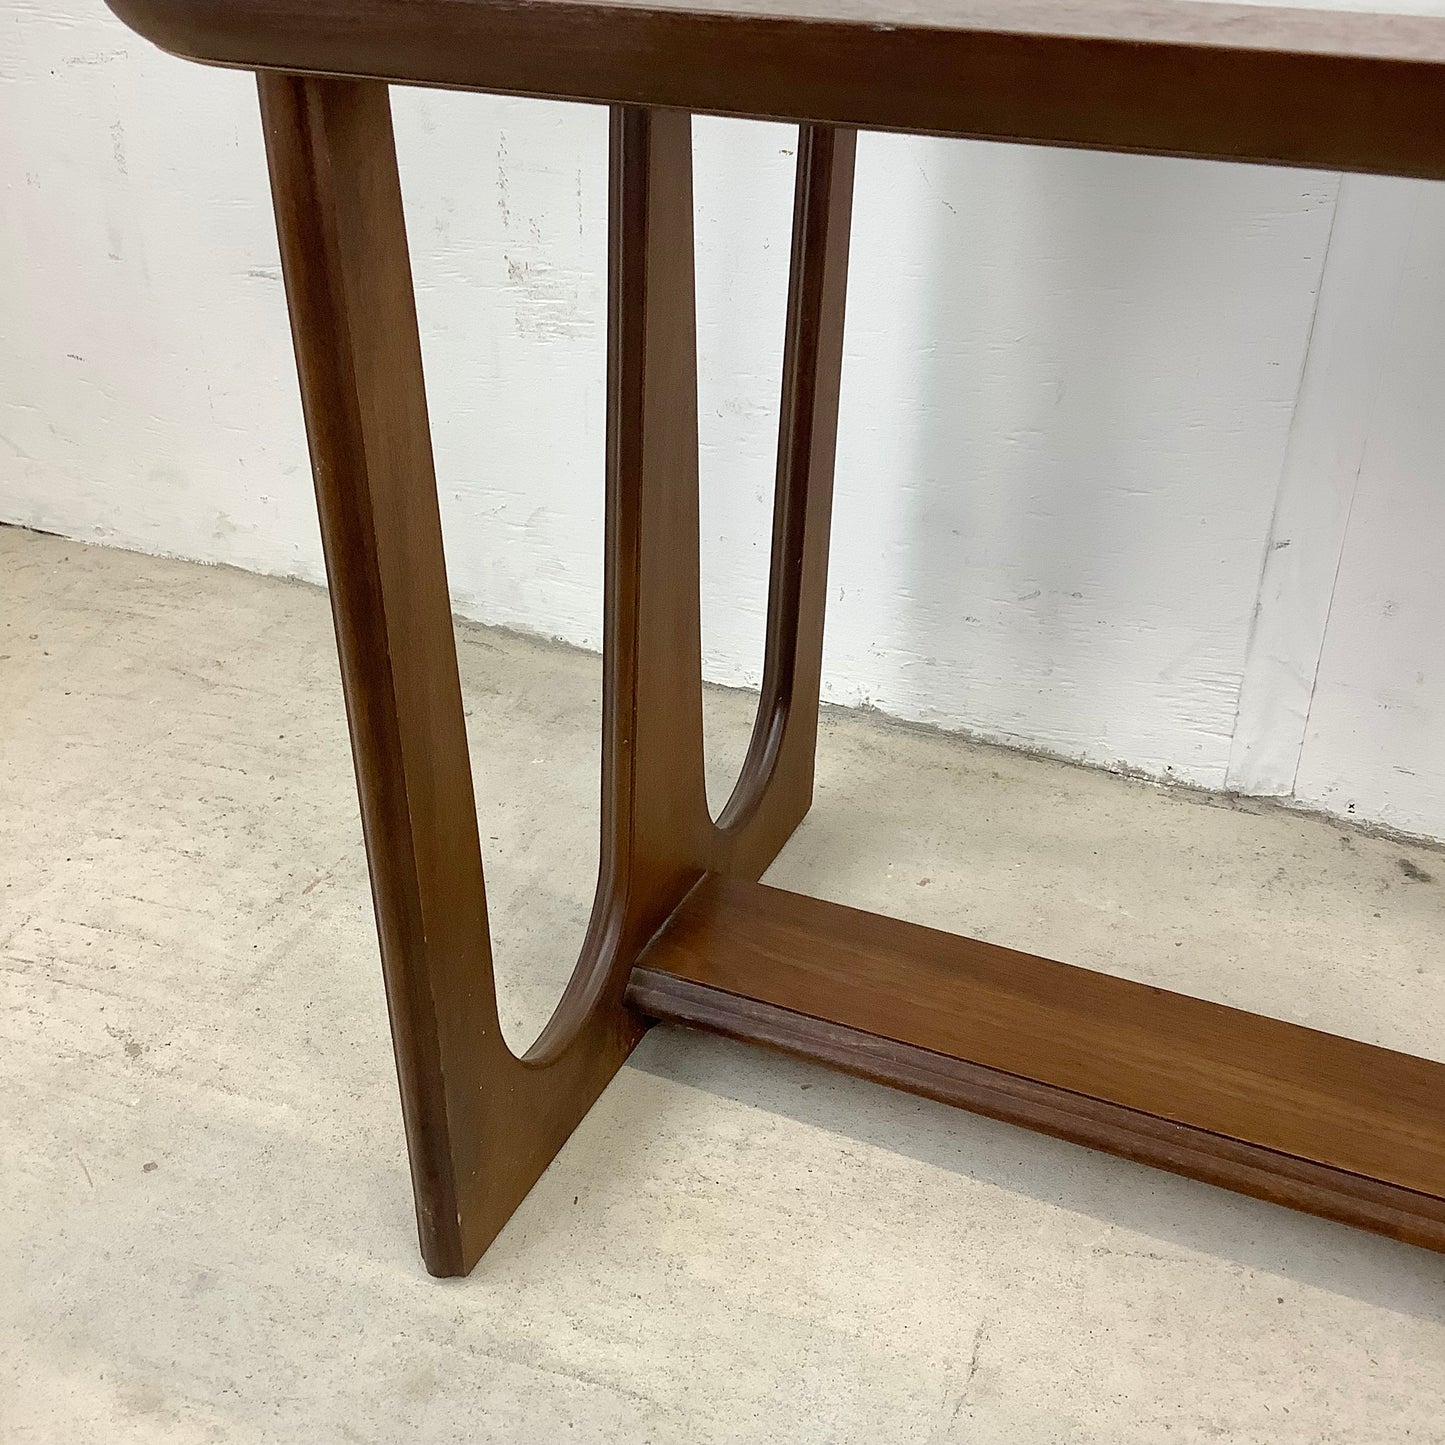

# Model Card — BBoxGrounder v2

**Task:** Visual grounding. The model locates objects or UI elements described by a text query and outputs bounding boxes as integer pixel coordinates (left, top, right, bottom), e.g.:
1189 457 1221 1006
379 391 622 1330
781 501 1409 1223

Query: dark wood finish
111 0 1445 180
630 967 1445 1253
259 74 495 1274
629 876 1445 1252
713 124 854 875
260 76 853 1272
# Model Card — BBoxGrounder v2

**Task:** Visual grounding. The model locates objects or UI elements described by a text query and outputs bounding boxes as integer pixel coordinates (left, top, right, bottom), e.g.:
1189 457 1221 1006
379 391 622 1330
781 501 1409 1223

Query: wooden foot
260 76 855 1273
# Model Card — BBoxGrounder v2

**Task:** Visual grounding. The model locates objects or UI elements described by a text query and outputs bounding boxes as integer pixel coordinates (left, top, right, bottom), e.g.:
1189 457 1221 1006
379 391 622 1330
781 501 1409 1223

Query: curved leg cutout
263 73 853 1274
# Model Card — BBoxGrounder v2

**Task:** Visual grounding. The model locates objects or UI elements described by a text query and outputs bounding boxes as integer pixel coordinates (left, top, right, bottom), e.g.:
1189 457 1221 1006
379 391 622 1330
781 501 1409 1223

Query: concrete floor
3 521 1445 1444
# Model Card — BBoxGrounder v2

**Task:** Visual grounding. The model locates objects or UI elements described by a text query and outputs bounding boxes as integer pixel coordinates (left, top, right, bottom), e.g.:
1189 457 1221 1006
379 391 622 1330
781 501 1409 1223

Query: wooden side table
106 0 1445 1276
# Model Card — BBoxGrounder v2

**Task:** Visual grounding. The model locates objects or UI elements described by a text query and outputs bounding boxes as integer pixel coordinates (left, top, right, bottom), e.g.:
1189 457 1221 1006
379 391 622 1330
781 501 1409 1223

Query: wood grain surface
630 875 1445 1250
108 0 1445 178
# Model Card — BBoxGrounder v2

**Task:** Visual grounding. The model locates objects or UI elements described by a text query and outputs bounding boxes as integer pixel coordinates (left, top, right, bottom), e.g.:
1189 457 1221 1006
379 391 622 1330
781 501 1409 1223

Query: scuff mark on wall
501 253 596 339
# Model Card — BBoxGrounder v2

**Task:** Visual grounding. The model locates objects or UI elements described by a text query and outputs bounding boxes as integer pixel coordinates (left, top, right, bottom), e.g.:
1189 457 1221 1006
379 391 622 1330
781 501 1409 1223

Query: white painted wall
1290 185 1445 840
3 2 1442 838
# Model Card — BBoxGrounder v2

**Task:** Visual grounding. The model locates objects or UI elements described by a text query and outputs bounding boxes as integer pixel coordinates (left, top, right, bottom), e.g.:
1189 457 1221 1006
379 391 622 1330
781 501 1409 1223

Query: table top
107 0 1445 177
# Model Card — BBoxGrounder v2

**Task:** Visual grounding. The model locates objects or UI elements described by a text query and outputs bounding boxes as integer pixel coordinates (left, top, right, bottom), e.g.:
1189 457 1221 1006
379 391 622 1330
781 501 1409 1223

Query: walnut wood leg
259 74 503 1275
590 105 714 939
712 125 857 878
259 81 712 1275
260 76 855 1274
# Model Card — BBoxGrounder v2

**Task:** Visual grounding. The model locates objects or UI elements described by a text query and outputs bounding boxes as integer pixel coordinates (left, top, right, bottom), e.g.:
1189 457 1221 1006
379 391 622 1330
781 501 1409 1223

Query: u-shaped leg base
261 74 855 1275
